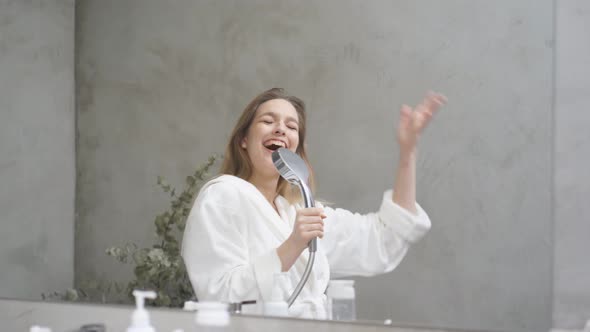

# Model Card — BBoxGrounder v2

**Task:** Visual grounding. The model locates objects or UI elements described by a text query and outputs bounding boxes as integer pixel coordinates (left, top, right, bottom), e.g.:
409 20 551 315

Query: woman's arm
392 92 447 214
322 195 432 278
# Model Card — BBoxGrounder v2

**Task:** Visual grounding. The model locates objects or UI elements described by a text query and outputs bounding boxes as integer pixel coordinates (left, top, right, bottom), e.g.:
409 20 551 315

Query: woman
181 88 446 318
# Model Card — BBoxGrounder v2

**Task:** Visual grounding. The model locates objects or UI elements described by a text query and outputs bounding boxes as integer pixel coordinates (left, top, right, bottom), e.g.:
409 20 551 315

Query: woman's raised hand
397 91 447 153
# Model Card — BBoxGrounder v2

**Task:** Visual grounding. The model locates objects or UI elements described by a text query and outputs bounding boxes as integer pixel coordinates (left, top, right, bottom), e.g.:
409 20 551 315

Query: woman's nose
274 122 286 135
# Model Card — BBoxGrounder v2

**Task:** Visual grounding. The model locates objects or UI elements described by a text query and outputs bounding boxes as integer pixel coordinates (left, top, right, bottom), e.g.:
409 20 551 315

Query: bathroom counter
0 298 511 332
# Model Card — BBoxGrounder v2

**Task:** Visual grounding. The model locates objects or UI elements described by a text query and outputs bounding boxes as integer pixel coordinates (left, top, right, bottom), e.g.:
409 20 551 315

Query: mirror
4 1 587 332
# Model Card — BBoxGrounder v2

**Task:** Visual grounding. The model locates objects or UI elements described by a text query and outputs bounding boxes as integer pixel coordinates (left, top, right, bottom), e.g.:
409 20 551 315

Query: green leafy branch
42 278 128 304
106 155 217 307
44 155 218 305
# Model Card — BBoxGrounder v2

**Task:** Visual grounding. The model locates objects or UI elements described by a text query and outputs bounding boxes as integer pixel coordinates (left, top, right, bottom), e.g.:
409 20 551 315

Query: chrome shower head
272 147 318 304
272 147 316 252
272 147 310 185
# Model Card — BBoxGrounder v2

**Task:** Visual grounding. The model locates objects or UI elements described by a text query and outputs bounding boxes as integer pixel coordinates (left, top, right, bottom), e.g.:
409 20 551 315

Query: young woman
181 88 446 318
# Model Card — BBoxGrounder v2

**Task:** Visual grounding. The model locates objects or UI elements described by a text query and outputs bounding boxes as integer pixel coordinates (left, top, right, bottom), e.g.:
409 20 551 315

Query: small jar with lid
194 302 230 331
326 280 356 321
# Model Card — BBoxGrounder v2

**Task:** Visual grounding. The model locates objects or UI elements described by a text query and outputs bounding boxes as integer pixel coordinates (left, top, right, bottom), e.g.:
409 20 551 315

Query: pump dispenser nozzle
127 290 157 332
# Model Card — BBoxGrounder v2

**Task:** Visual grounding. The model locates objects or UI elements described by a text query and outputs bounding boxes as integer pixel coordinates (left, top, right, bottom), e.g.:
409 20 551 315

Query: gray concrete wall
0 0 75 299
75 1 553 331
553 0 590 329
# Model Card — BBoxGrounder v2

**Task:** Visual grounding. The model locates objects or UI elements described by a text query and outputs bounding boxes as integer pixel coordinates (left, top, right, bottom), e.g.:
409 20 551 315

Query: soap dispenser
127 290 157 332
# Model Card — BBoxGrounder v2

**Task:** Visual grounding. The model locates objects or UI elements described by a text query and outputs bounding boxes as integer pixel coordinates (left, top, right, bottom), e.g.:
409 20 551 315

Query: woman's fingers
303 229 324 239
399 104 413 128
297 207 325 217
290 207 327 246
298 215 325 223
296 219 324 233
412 92 447 130
295 209 325 241
422 91 447 114
414 104 434 129
298 225 324 239
299 222 324 231
297 221 323 229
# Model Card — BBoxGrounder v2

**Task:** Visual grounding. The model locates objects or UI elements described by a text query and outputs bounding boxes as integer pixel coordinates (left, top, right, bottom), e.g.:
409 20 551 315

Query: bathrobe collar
206 175 315 266
205 175 294 239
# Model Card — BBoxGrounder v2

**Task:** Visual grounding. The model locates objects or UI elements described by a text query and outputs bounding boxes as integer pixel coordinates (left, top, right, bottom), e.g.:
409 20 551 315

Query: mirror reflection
3 1 588 332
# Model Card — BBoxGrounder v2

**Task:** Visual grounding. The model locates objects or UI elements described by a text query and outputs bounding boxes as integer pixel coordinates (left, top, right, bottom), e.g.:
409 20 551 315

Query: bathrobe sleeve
181 183 283 303
321 190 431 278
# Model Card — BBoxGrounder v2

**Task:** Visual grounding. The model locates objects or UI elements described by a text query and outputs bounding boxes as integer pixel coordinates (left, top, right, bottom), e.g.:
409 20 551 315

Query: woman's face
241 98 300 179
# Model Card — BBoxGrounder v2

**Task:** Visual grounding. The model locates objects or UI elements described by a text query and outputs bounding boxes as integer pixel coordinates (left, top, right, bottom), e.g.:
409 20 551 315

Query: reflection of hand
288 207 326 251
277 207 326 271
397 91 447 153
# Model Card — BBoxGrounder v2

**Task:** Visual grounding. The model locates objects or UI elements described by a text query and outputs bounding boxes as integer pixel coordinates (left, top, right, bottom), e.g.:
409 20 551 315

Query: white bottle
127 290 157 332
326 280 356 321
264 272 291 317
30 326 51 332
183 301 198 311
194 302 229 331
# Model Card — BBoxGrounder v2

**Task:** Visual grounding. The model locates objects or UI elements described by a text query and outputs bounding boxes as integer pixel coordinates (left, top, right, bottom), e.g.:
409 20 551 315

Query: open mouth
266 144 282 151
264 140 287 151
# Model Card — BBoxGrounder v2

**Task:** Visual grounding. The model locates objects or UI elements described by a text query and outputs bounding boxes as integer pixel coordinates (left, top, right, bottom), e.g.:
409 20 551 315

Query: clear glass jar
326 280 356 321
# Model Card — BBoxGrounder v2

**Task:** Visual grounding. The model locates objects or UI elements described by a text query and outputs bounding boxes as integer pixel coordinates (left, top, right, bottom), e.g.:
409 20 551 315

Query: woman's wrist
398 148 417 166
276 238 304 272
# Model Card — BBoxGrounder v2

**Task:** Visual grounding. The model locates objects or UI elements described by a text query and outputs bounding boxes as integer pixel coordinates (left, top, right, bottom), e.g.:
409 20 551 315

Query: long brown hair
220 88 315 203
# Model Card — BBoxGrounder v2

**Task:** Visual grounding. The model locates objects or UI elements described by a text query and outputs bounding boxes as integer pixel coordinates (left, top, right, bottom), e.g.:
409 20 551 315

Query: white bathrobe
181 175 431 319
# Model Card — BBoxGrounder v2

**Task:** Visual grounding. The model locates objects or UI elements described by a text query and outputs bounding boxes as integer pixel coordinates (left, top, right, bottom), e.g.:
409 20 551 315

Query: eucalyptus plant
45 155 218 305
105 155 217 307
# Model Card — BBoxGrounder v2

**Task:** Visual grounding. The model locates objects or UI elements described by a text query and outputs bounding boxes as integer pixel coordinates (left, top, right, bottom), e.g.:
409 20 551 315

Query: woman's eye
288 126 298 131
262 120 273 124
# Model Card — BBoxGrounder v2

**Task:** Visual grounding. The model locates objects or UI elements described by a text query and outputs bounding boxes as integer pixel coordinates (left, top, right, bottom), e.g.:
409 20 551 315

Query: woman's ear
241 138 247 149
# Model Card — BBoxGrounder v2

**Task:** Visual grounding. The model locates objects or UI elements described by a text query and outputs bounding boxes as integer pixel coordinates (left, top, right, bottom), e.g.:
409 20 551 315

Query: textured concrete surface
553 0 590 329
74 1 553 331
0 0 75 300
